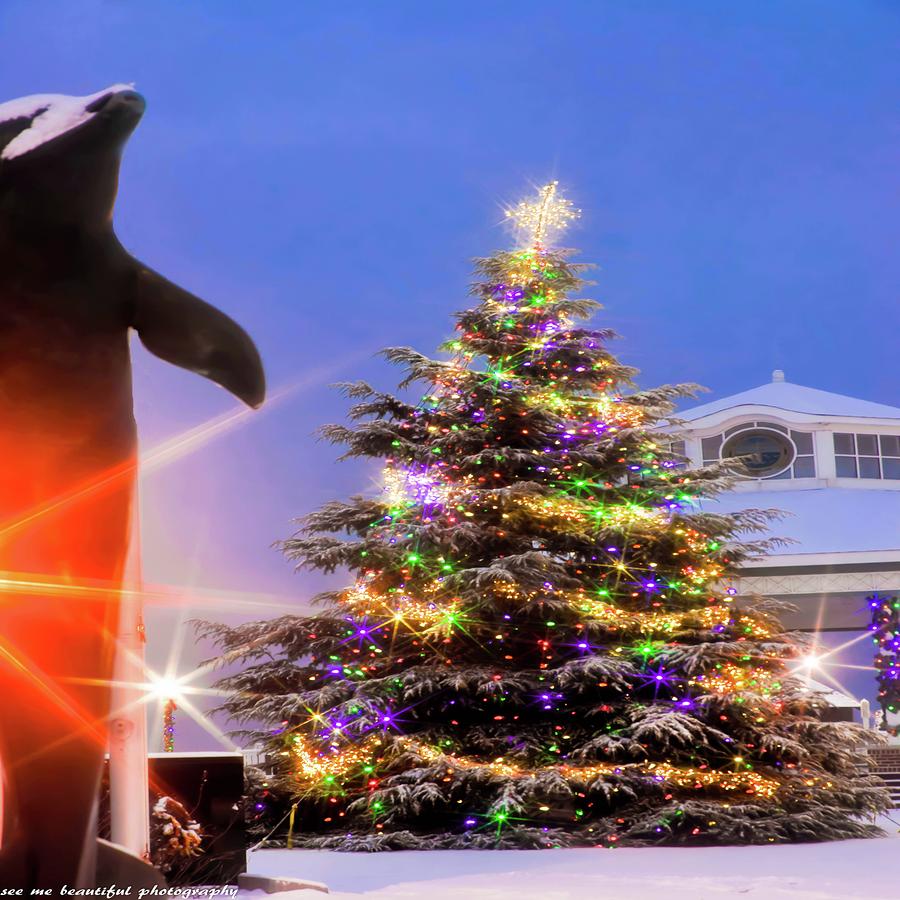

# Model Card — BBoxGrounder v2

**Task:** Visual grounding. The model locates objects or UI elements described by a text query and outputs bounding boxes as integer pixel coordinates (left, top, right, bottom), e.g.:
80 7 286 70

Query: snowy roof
803 678 860 707
679 377 900 423
696 488 900 556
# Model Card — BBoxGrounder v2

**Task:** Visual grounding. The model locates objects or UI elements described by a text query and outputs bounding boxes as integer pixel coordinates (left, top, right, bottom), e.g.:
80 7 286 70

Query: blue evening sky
1 1 897 746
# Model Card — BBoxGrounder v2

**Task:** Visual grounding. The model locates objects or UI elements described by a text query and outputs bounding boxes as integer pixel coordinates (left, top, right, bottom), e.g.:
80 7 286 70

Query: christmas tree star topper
504 180 580 247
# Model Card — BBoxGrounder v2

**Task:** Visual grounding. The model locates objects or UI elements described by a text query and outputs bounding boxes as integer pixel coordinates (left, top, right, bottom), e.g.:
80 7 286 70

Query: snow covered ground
240 817 900 900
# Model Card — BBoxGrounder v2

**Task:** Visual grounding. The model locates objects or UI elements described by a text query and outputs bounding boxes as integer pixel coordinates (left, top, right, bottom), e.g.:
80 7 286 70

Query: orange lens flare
0 369 357 780
0 632 112 765
0 568 300 614
0 376 308 546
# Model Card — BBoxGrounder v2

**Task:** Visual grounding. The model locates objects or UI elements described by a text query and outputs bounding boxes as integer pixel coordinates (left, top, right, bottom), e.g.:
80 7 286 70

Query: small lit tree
201 183 888 848
870 593 900 723
150 796 202 880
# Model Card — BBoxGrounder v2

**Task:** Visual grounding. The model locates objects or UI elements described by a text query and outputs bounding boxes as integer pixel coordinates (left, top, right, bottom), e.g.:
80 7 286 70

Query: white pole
108 497 150 858
860 698 871 731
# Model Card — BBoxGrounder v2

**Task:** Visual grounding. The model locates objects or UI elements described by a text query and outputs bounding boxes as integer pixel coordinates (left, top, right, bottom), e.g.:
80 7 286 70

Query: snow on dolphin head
0 85 145 226
0 85 144 160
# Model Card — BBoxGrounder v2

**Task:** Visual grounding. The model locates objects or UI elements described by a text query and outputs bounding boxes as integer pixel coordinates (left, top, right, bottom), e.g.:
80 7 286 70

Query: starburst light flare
504 181 580 247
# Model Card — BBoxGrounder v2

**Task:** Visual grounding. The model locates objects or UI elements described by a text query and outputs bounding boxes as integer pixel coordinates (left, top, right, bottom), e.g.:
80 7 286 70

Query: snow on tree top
0 84 134 160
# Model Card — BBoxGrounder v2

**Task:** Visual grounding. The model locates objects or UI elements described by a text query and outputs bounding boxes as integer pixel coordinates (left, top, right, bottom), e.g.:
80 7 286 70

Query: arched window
722 428 794 477
700 422 816 479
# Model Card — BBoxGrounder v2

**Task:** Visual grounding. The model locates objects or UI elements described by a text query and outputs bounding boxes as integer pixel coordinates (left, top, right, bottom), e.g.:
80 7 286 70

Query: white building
673 371 900 710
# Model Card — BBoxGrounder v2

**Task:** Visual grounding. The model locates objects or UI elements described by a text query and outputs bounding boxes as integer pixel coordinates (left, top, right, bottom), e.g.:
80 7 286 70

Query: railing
242 746 266 768
865 745 900 807
866 745 900 772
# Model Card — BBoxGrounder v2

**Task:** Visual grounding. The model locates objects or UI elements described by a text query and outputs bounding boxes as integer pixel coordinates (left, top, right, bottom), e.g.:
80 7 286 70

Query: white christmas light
504 181 580 247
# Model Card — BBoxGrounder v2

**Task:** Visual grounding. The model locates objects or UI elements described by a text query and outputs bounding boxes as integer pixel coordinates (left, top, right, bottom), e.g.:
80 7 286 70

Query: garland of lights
524 390 645 428
343 580 462 635
290 734 787 800
343 574 773 643
692 662 783 697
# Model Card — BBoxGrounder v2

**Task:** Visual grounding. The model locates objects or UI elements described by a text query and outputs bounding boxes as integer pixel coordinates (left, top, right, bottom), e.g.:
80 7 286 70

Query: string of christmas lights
163 699 176 753
290 734 783 799
870 593 900 716
340 573 773 643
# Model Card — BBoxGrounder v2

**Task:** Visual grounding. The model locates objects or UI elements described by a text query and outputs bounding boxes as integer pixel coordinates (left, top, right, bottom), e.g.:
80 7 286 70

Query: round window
721 428 795 478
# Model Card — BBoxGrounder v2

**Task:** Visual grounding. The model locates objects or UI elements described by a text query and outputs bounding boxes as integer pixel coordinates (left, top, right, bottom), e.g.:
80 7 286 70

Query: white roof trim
741 548 900 569
679 406 900 432
802 678 860 707
734 569 900 596
679 380 900 423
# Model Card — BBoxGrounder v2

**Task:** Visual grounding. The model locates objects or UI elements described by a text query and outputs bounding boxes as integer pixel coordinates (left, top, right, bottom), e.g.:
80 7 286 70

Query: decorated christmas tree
202 183 888 848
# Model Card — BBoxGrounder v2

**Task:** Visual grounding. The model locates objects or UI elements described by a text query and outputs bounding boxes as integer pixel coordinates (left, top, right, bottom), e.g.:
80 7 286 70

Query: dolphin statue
0 85 265 888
